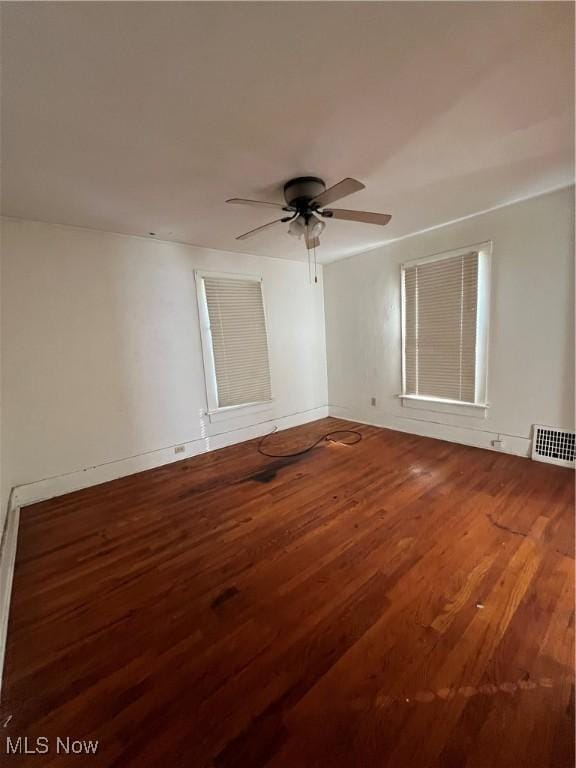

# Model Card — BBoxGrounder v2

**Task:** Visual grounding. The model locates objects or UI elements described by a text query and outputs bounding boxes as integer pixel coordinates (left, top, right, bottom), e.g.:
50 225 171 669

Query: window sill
206 399 274 424
398 394 489 419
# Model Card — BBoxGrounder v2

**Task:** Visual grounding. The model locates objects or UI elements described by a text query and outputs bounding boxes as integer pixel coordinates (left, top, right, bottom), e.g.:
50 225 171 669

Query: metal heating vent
531 425 575 468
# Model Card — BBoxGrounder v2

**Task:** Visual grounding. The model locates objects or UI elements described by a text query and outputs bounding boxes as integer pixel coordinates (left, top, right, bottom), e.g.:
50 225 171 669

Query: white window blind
403 251 479 403
202 275 272 409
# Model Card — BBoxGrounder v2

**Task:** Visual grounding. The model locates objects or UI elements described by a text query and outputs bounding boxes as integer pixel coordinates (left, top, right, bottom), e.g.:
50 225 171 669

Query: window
196 271 272 416
401 244 490 408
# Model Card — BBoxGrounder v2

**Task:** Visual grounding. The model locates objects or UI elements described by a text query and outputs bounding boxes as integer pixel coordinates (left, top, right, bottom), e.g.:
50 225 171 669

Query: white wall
1 186 573 528
0 221 2 521
0 220 328 524
324 186 575 455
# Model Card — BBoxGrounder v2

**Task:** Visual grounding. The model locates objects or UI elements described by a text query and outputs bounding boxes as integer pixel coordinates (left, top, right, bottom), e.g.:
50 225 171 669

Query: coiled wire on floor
257 427 362 458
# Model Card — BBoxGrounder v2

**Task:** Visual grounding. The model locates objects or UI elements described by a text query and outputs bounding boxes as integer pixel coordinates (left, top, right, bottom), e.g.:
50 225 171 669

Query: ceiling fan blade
226 197 287 210
322 209 392 226
311 178 365 207
236 217 285 240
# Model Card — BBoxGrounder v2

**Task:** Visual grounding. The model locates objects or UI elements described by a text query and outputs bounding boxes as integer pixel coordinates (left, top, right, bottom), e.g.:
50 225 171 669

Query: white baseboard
0 498 20 700
11 405 329 511
329 404 531 457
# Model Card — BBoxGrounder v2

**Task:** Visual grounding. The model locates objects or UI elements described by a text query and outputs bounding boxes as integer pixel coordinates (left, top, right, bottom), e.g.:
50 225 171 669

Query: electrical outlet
371 397 377 407
491 439 505 449
174 445 185 455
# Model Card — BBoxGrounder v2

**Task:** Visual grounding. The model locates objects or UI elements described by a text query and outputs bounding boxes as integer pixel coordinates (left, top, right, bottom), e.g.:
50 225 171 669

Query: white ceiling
2 2 574 263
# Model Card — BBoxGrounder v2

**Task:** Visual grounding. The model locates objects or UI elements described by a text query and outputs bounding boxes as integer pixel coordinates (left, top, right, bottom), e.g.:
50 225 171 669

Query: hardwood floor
1 417 574 767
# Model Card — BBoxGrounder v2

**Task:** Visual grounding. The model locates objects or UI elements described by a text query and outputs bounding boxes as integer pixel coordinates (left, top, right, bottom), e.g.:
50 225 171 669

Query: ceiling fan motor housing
283 177 325 210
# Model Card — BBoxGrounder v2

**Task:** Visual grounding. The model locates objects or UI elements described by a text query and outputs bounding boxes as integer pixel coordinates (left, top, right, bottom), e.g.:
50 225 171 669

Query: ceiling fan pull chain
306 221 310 282
314 242 318 284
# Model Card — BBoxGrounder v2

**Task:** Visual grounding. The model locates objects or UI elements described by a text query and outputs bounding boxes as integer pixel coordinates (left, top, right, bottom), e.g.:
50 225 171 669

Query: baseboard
329 404 531 457
11 405 329 511
0 497 20 700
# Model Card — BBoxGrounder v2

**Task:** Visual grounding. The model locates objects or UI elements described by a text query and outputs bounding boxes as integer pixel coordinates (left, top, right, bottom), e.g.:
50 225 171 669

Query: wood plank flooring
1 417 574 767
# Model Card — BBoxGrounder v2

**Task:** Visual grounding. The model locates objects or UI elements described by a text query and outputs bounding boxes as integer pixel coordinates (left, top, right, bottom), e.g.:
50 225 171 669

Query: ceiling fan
226 176 391 250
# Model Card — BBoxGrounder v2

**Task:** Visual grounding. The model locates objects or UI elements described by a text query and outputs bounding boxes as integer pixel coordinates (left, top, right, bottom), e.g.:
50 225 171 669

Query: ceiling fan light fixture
307 216 325 240
288 215 307 238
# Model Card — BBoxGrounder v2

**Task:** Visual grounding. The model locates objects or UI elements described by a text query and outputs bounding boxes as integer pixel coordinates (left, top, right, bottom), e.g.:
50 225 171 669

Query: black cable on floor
257 427 362 458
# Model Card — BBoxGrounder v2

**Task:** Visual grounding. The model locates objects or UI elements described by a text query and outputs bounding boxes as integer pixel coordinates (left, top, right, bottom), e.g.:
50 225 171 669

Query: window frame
399 241 492 413
195 269 274 422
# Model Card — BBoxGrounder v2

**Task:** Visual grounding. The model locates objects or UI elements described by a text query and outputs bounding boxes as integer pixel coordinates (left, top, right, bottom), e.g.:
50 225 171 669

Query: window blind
203 276 272 408
403 251 479 402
